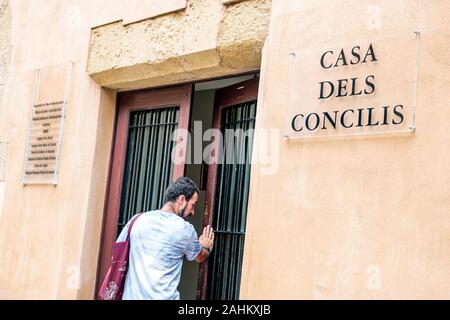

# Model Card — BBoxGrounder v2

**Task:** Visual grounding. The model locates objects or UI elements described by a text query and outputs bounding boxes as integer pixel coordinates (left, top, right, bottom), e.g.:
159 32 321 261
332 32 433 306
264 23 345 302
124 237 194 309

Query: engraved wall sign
284 33 420 140
23 63 72 185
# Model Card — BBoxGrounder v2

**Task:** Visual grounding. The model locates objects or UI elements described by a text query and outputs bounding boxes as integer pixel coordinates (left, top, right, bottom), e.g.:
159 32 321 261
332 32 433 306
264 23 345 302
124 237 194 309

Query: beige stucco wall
0 0 11 228
0 0 117 299
0 0 270 299
240 0 450 299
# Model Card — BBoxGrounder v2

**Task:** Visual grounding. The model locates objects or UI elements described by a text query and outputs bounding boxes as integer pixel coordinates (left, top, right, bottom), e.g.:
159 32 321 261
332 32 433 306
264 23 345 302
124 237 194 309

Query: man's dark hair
164 177 200 204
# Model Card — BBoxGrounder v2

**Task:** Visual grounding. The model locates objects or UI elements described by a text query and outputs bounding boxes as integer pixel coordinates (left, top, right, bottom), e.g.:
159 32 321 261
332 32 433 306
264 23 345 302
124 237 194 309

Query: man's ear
178 195 186 206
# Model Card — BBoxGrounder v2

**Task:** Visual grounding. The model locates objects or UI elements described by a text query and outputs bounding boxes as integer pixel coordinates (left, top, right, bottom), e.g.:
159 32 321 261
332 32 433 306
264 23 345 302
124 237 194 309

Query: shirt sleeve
184 224 202 261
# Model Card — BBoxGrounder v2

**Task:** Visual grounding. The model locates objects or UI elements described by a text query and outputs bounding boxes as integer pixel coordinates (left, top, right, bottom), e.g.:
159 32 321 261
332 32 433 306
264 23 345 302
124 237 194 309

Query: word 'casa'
320 44 377 69
318 44 378 100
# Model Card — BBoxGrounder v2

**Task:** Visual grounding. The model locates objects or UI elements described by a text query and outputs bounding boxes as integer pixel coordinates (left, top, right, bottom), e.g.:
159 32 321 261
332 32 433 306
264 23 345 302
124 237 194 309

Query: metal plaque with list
23 63 72 185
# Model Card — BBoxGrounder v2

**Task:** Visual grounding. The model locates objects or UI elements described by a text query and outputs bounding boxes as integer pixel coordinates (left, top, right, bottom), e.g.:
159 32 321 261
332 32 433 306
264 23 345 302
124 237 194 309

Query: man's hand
199 225 214 251
195 225 215 263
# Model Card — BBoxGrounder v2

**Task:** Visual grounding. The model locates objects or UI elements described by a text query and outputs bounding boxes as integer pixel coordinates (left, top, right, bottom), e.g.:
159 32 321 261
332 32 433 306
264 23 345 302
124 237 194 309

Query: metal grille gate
117 106 180 236
206 101 257 300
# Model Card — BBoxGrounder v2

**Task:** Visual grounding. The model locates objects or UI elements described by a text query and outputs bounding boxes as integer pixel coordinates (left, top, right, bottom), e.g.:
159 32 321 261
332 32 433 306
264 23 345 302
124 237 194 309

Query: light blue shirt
117 210 201 300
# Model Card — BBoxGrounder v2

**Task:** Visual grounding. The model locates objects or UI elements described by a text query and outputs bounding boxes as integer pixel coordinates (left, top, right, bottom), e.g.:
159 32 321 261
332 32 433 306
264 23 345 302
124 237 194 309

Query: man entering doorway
117 177 215 300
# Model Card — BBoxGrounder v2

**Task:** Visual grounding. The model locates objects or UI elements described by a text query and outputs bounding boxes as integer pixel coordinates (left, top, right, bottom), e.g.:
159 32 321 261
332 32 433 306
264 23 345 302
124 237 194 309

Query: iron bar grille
117 106 180 236
206 101 257 300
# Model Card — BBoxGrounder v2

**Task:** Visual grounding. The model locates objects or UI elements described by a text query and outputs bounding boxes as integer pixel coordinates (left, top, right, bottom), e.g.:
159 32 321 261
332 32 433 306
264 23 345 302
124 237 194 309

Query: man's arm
195 225 214 263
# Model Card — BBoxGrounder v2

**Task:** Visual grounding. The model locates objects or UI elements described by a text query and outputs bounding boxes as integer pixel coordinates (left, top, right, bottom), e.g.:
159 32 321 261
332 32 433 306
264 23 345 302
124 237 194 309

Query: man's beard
179 204 187 219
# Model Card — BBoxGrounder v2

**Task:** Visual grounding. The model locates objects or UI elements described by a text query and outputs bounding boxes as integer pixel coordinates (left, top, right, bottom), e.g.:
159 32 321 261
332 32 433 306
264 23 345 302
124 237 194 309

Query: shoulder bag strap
126 212 144 241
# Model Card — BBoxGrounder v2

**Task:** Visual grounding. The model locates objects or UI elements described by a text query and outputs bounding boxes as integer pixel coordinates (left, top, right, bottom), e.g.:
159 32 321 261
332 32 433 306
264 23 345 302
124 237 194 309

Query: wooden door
96 85 192 295
199 78 259 300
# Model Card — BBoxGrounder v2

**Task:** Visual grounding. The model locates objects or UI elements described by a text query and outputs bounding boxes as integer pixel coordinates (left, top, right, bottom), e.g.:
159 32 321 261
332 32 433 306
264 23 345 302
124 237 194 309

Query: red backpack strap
126 212 144 241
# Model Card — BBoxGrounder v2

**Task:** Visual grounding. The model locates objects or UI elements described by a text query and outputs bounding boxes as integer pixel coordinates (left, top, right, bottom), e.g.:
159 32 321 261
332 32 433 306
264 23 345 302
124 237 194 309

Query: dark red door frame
95 85 193 297
198 77 259 300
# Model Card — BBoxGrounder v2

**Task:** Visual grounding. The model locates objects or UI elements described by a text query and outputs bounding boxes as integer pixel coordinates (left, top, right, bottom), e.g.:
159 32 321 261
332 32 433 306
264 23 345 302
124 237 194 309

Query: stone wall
87 0 272 90
0 0 10 100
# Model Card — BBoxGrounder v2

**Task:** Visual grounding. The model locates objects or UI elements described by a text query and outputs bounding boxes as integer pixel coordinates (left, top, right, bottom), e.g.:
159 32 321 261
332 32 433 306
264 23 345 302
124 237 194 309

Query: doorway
97 74 259 300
